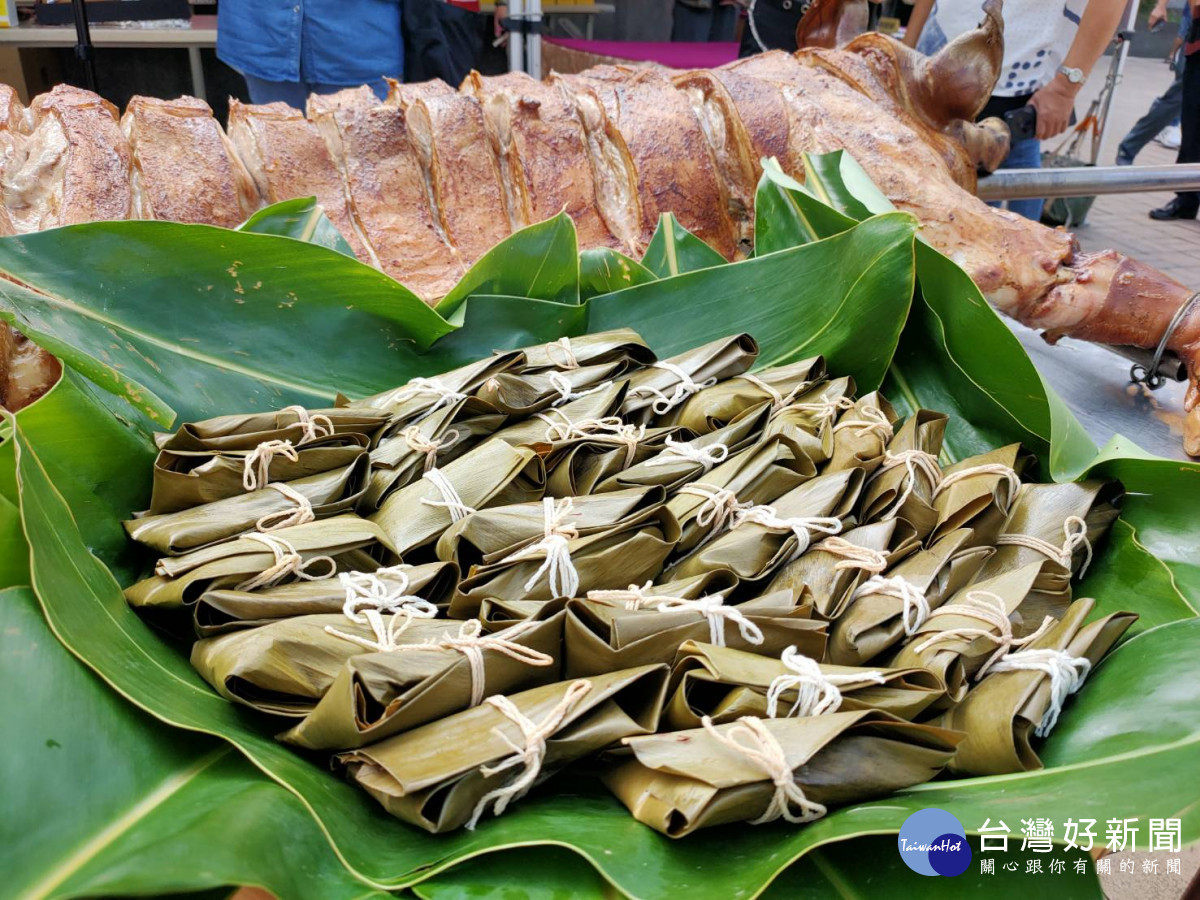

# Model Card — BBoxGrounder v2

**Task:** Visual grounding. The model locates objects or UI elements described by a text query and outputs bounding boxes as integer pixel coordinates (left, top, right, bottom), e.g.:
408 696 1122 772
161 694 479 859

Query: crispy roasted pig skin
227 99 376 265
309 87 463 302
122 95 259 227
4 85 132 233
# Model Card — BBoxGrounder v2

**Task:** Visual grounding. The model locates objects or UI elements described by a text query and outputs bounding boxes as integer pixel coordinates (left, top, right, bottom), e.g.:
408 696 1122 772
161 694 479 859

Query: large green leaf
579 248 657 301
435 214 580 320
1 586 381 900
237 196 357 259
640 213 727 278
0 222 452 425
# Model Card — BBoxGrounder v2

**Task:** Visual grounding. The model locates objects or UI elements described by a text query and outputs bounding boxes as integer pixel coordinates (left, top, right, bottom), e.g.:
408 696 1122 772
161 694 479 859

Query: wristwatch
1057 65 1085 85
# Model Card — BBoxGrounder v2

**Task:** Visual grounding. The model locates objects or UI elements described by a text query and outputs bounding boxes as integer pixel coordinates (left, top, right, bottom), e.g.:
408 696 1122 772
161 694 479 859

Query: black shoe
1149 199 1198 220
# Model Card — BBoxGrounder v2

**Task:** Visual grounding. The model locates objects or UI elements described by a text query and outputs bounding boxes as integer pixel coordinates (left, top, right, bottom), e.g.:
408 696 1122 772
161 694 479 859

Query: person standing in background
217 0 403 109
672 0 740 42
905 0 1125 221
1149 0 1200 219
738 0 810 57
1117 0 1189 165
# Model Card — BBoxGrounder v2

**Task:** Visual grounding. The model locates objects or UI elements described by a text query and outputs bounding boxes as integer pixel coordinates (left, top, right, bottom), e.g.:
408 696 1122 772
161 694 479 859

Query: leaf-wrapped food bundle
478 596 570 630
449 504 681 617
148 432 369 515
937 598 1137 775
124 515 395 609
593 403 771 495
335 665 670 833
436 486 664 570
665 432 816 554
668 468 864 583
191 614 467 717
282 613 565 750
156 405 389 453
826 528 992 666
764 375 856 467
513 329 656 372
563 589 826 678
475 361 629 417
825 391 898 474
125 454 369 555
974 480 1122 628
661 357 826 434
766 519 921 620
371 439 545 558
621 333 759 423
665 641 947 729
859 410 947 540
349 350 525 422
544 425 681 497
192 560 459 637
487 381 628 449
605 710 962 837
928 443 1031 547
361 398 506 511
888 563 1045 708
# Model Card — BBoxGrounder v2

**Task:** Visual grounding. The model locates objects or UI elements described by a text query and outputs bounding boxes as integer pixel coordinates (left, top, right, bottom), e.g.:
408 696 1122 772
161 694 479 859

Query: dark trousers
1175 42 1200 211
672 2 738 42
739 0 808 57
1117 73 1183 164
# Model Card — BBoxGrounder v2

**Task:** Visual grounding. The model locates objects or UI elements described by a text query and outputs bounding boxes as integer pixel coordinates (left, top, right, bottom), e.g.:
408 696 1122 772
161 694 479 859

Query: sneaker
1156 125 1182 149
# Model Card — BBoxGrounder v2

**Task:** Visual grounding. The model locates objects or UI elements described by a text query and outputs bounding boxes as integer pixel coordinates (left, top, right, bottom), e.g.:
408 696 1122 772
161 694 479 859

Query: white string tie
832 405 894 442
815 536 889 573
913 589 1055 677
787 396 856 427
545 336 580 370
853 574 931 636
872 449 943 518
739 373 809 413
384 378 468 421
731 504 843 562
678 482 752 537
995 515 1094 577
986 648 1092 737
465 680 593 829
255 482 316 532
242 439 298 491
587 581 658 610
419 468 477 522
547 372 610 406
282 406 334 445
932 463 1021 502
323 566 440 653
534 411 646 465
655 595 764 647
701 715 827 825
631 361 718 415
402 425 461 473
765 646 886 718
386 619 553 707
499 498 581 598
645 436 729 470
236 532 336 591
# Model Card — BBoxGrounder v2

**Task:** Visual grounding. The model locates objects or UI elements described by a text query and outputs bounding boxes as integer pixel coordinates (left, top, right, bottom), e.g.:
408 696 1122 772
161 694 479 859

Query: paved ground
1072 54 1199 287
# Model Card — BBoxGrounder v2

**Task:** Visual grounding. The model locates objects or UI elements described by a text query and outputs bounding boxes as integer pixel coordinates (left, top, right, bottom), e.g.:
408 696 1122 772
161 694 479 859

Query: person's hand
1149 0 1169 29
495 2 508 38
1029 75 1080 139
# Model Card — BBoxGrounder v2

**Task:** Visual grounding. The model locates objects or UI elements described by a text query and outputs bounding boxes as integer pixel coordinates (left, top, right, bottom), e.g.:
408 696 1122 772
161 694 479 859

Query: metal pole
528 0 542 80
70 0 97 91
977 163 1200 200
508 0 526 74
1092 1 1139 162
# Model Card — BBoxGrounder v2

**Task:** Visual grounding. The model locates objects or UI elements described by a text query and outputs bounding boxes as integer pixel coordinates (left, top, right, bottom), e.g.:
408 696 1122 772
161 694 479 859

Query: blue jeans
242 73 389 109
1117 73 1184 164
990 134 1044 221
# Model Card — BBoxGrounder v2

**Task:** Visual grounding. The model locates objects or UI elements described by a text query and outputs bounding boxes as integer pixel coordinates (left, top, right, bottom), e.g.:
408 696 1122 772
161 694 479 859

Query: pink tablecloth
544 38 740 69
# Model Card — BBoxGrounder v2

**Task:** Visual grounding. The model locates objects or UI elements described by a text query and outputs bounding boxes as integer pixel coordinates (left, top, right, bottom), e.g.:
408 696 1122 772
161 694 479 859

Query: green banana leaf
237 195 357 259
2 586 381 900
4 152 1200 900
640 212 727 278
579 248 657 301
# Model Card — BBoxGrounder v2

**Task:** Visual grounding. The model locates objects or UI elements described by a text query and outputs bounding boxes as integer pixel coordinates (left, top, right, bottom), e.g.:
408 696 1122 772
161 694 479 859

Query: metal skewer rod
977 164 1200 200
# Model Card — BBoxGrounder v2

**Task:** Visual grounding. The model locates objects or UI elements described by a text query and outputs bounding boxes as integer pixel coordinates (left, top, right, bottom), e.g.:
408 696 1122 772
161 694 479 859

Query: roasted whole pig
0 0 1198 456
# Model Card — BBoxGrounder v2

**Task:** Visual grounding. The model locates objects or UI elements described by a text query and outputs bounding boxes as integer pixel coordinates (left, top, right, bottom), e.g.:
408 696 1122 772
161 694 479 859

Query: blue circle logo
897 808 972 877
